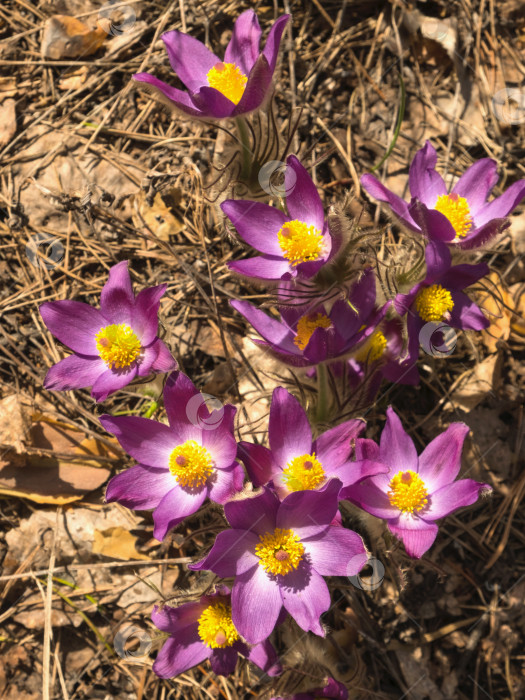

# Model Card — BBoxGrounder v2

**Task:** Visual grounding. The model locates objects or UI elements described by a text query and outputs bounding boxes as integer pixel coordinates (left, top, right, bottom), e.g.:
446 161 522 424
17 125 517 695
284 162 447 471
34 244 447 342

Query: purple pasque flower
231 268 388 368
239 387 385 499
394 241 489 357
361 141 525 249
40 261 176 402
272 677 348 700
134 10 290 119
341 407 490 558
101 371 244 541
189 480 368 644
346 317 420 394
223 155 335 280
151 584 282 679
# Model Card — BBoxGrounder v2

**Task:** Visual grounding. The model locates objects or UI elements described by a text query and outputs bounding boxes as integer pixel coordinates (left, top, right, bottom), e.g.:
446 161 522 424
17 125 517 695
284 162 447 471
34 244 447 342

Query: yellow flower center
277 220 324 266
434 193 472 239
255 528 305 576
415 284 454 322
294 313 332 351
354 330 388 363
281 453 326 492
387 470 428 513
197 602 239 648
168 440 213 488
95 323 141 369
206 61 247 105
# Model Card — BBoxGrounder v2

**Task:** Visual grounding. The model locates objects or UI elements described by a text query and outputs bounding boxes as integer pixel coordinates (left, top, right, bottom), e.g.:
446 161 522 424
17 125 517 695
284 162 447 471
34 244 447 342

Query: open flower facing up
395 241 489 356
361 141 525 249
341 407 490 558
151 585 282 679
40 261 176 402
231 268 389 367
239 387 385 499
190 481 367 644
272 677 349 700
223 155 335 280
134 10 290 119
101 371 244 541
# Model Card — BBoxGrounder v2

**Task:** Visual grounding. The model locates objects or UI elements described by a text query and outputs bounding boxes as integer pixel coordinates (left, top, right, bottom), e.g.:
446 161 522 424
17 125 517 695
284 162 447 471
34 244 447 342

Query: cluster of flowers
38 8 525 698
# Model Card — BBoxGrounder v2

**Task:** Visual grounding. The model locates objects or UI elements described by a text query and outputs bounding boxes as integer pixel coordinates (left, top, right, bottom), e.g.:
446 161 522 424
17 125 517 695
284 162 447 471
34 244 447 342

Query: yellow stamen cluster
387 470 429 513
255 528 305 576
294 313 332 351
415 284 454 322
169 440 213 488
282 453 326 492
95 323 141 369
206 61 247 105
434 193 472 239
354 330 388 363
197 602 239 648
277 220 324 266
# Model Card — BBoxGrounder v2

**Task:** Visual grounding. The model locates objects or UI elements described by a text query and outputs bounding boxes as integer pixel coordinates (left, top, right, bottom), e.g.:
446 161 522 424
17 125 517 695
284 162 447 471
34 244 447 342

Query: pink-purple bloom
224 155 335 280
272 677 348 699
362 141 525 249
239 387 385 498
341 407 490 558
134 10 290 119
190 481 367 644
395 241 489 357
101 371 244 540
40 260 176 402
151 585 281 678
231 268 389 367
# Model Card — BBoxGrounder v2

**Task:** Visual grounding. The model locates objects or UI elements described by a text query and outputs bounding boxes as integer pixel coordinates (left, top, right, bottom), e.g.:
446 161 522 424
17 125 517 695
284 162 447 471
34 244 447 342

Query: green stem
316 363 330 424
235 116 252 181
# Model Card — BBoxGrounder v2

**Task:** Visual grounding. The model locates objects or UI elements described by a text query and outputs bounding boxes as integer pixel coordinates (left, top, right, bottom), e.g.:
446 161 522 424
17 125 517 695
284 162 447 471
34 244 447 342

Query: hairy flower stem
316 363 330 424
235 116 253 181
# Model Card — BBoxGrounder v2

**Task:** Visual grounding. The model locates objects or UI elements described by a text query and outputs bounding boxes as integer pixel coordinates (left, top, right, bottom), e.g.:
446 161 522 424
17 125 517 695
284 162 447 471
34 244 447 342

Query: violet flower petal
163 371 204 442
474 179 525 228
161 30 219 91
231 300 298 353
221 200 286 255
132 73 208 117
448 290 489 330
388 513 438 558
228 255 291 280
456 218 510 250
424 240 452 282
417 422 469 492
280 561 329 636
440 262 489 291
224 487 280 536
231 565 282 644
408 141 447 206
277 479 340 539
40 301 104 355
410 200 456 242
380 407 418 473
262 14 290 72
132 284 167 345
302 527 367 576
451 158 499 214
207 462 245 504
423 479 488 520
341 478 398 519
100 260 134 324
44 354 105 393
313 419 366 468
190 85 236 117
105 464 174 510
269 387 312 466
246 639 283 676
200 404 237 468
224 9 261 75
148 339 178 374
238 442 276 487
210 647 238 676
151 601 206 634
152 628 209 679
360 173 418 230
189 529 259 577
152 485 207 540
99 414 175 467
91 365 138 402
232 54 273 115
285 155 324 231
